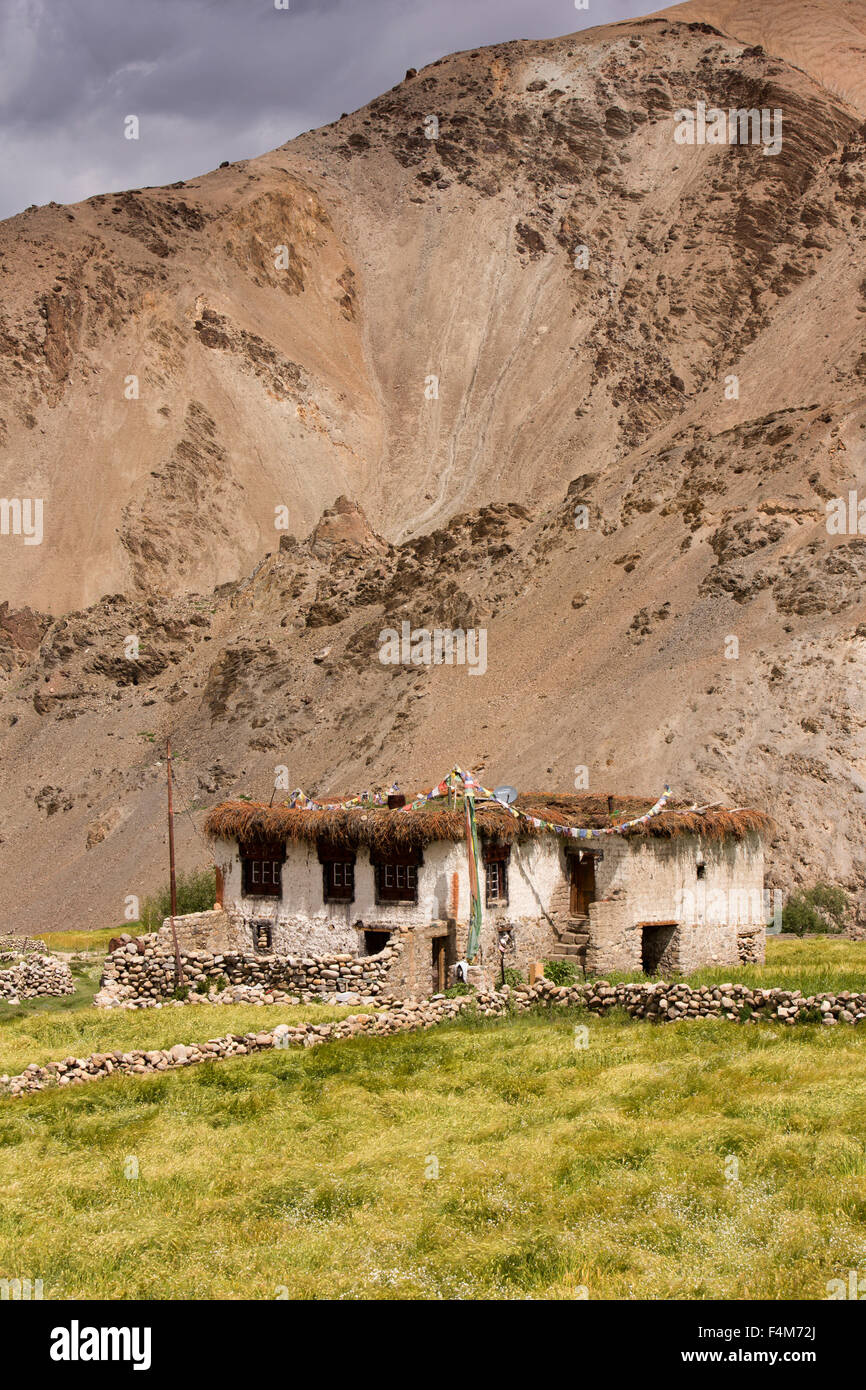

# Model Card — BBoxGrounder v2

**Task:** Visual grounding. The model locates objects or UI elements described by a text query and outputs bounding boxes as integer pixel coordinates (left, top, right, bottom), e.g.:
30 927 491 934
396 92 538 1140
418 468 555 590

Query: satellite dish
494 785 519 806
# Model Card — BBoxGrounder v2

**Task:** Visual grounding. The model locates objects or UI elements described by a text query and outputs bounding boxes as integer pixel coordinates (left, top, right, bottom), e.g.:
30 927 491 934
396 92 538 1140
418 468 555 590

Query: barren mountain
1 4 865 933
664 0 866 115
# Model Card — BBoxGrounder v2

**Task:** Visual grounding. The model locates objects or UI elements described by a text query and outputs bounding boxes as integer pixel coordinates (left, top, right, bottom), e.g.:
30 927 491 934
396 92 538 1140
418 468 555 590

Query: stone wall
0 934 49 954
155 910 248 954
99 935 404 1006
582 834 766 973
572 976 862 1024
0 953 74 1003
610 834 766 931
6 973 866 1099
736 927 764 964
156 911 561 997
584 899 635 973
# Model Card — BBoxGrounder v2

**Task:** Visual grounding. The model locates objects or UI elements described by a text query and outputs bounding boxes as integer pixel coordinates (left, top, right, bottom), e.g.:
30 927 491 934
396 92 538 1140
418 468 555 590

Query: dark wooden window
318 843 356 903
242 855 282 897
240 842 284 898
323 857 355 902
485 858 509 906
376 861 418 901
483 844 510 907
370 847 422 904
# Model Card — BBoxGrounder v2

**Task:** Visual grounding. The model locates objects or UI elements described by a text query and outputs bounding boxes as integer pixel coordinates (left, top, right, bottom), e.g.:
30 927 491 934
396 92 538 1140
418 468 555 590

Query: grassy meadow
1 938 865 1300
39 928 120 954
608 934 866 996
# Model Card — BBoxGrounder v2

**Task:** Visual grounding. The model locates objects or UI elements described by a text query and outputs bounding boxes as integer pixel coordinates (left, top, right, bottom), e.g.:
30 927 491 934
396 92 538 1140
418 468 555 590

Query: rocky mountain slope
665 0 866 116
1 4 865 932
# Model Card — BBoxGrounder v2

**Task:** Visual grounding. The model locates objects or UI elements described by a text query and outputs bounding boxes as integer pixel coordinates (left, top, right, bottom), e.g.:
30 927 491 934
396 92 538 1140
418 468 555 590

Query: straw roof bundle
204 793 771 851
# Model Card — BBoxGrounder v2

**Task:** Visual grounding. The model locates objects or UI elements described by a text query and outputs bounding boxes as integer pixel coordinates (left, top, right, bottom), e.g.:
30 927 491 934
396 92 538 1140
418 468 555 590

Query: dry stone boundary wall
97 938 402 1007
0 953 74 1003
4 975 866 1098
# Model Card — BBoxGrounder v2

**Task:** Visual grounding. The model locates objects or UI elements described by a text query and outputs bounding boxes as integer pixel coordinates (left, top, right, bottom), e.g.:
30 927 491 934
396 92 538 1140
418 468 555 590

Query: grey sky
0 0 663 222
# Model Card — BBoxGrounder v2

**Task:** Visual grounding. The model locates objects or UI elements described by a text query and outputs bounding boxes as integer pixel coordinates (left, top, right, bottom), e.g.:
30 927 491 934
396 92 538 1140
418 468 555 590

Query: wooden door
431 938 446 993
569 856 596 917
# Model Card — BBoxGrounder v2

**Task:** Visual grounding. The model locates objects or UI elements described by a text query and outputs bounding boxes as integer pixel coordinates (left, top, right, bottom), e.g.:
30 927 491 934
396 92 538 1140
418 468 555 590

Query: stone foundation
736 928 765 964
583 900 767 974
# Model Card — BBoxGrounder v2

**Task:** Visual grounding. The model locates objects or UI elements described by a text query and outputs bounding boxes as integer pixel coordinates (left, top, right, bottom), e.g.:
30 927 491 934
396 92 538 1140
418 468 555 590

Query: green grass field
608 935 866 995
1 939 865 1300
39 928 121 953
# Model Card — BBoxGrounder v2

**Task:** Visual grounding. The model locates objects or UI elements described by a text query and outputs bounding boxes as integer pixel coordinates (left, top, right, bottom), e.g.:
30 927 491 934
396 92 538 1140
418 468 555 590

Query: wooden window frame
318 843 357 904
375 860 418 903
483 845 510 907
240 841 285 899
370 849 421 904
322 856 356 903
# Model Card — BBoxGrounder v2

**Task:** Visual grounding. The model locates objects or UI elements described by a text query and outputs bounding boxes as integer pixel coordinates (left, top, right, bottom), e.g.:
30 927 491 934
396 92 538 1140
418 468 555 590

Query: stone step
557 930 590 945
547 944 585 958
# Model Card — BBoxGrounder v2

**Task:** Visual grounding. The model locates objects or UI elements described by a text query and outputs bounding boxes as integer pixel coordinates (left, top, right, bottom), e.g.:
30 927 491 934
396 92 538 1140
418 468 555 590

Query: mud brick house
202 787 770 994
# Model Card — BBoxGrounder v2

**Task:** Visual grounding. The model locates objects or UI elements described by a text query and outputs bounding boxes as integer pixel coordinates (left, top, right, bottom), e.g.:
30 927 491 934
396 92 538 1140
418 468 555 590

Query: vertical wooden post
166 738 184 987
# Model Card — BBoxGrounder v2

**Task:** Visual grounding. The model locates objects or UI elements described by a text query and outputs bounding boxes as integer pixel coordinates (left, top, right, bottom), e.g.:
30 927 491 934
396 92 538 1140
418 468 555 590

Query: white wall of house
214 834 565 943
214 830 765 926
614 834 766 926
584 832 766 973
211 827 765 972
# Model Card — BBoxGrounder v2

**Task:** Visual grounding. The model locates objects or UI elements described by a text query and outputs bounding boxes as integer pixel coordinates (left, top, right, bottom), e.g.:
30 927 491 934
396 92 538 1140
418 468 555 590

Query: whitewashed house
202 790 770 994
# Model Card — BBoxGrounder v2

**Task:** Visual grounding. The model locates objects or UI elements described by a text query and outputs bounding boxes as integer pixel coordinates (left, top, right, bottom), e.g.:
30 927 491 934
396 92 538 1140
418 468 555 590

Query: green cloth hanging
464 789 483 962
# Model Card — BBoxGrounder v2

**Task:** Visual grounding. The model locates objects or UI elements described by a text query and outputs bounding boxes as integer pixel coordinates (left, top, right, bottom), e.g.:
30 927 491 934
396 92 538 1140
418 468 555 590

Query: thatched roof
204 793 771 852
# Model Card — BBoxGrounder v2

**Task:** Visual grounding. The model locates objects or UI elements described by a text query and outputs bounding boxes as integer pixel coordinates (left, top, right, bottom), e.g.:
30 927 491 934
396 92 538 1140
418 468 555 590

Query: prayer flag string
286 766 672 837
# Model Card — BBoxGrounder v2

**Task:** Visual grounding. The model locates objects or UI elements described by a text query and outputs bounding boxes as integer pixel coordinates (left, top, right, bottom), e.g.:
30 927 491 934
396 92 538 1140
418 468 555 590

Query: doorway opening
640 922 679 974
363 929 391 956
569 855 596 917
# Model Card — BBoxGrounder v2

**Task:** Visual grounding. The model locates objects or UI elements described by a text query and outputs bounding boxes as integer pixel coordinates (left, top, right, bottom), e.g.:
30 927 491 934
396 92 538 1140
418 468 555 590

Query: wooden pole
166 738 184 987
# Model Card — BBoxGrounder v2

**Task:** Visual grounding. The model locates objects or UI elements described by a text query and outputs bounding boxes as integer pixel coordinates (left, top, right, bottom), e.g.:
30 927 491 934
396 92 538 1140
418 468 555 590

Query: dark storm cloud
0 0 659 220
